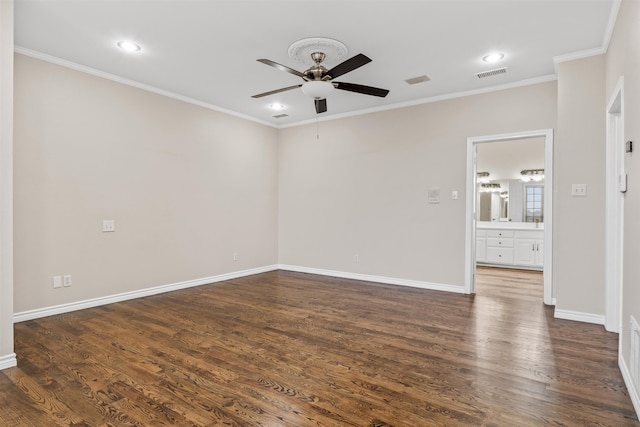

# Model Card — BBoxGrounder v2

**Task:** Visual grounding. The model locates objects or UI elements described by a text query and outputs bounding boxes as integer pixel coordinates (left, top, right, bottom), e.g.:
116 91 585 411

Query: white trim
278 264 465 294
553 47 606 73
464 137 477 294
551 0 621 73
605 76 624 333
14 46 558 131
13 265 279 323
603 0 622 52
280 75 557 129
14 46 276 128
620 353 640 419
0 353 16 370
554 309 605 325
19 12 623 134
465 129 554 306
0 0 15 372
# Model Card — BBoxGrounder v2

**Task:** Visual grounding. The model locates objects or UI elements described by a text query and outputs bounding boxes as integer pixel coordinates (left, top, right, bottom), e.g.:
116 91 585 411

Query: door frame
605 76 624 334
464 129 554 305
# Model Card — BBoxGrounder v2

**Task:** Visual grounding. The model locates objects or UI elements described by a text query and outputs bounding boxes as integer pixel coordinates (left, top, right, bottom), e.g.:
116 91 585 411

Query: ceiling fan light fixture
301 81 335 99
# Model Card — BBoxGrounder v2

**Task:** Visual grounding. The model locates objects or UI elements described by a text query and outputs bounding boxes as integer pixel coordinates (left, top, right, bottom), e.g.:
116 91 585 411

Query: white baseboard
620 354 640 420
278 264 465 294
554 308 605 325
0 353 17 370
13 265 279 323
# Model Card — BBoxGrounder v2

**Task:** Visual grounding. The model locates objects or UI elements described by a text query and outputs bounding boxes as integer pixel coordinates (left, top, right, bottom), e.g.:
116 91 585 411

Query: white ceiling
14 0 616 127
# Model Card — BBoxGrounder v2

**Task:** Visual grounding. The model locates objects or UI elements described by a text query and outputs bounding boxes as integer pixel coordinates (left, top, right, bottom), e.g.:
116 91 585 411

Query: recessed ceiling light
269 103 286 111
482 53 504 63
117 40 142 53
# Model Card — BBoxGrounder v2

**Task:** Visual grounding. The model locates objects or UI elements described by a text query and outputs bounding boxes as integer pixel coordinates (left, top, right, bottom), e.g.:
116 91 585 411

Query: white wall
606 0 640 402
554 55 606 319
0 0 15 368
13 54 279 314
477 137 545 181
278 82 557 288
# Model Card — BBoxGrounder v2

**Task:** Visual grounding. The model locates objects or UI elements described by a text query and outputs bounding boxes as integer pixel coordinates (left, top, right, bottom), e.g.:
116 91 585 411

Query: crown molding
279 74 558 129
552 0 621 73
14 46 277 128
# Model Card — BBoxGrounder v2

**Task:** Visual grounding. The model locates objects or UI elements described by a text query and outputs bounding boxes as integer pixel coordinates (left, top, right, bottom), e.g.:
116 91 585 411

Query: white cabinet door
534 240 544 266
515 239 536 266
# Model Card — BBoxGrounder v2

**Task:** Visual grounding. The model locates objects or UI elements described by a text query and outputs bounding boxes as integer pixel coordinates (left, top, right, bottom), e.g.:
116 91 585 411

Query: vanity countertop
477 221 544 230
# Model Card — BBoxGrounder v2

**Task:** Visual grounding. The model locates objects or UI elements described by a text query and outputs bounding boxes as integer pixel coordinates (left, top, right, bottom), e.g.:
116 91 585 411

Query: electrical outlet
571 184 587 197
63 275 72 287
354 253 359 263
53 276 62 289
102 220 115 232
233 252 238 262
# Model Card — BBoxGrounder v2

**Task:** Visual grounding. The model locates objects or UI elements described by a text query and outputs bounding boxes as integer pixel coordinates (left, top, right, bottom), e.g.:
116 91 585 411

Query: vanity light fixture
520 169 545 182
480 183 501 192
482 52 504 63
117 40 142 53
477 171 490 183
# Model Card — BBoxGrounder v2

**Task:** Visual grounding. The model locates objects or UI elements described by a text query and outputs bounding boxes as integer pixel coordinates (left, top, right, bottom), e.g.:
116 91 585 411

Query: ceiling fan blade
251 84 302 99
324 53 372 79
257 59 307 79
315 98 327 114
334 82 389 97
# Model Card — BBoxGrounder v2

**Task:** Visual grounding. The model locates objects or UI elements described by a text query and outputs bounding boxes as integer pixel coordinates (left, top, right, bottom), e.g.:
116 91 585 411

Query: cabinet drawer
486 237 514 248
486 230 515 238
515 230 544 239
476 229 487 238
486 247 514 264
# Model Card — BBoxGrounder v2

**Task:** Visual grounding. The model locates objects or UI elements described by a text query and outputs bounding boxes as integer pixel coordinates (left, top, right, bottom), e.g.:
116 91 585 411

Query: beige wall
554 55 606 316
606 0 640 381
13 54 279 313
278 82 557 287
0 0 14 365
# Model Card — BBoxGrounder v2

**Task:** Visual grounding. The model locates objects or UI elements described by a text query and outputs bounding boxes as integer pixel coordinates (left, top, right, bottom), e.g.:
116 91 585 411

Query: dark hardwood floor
0 267 637 426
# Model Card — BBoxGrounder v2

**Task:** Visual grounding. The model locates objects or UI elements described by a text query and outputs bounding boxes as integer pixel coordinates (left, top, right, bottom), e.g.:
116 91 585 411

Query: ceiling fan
251 51 390 114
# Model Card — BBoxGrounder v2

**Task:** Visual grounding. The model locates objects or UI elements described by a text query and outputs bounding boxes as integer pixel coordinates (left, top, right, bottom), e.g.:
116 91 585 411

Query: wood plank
0 268 636 426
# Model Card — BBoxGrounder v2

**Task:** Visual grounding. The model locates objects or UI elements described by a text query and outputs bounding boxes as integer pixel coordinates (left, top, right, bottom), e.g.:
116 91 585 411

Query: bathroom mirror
477 179 543 223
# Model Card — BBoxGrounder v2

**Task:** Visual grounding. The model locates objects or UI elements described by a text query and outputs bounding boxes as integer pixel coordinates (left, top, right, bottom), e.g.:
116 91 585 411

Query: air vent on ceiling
404 75 431 85
272 113 289 119
476 67 508 79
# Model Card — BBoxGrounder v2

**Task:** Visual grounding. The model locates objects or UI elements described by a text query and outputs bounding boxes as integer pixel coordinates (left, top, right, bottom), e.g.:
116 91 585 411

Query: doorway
605 77 624 334
465 129 554 305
